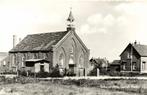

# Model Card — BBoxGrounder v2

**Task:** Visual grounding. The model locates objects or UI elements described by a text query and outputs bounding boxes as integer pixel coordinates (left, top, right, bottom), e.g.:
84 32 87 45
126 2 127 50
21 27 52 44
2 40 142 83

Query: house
0 52 8 73
108 60 120 72
89 58 109 75
8 10 90 76
89 58 109 69
0 52 8 61
120 41 147 74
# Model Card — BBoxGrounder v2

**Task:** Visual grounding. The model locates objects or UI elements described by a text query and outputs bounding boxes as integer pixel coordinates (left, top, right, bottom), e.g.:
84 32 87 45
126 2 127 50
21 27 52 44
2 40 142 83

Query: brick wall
53 31 89 76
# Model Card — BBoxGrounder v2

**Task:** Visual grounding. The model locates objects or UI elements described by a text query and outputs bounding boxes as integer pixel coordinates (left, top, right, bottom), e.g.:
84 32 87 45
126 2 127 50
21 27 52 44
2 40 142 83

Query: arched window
69 45 74 65
59 53 64 68
69 55 74 64
70 45 74 54
3 61 6 66
21 56 25 67
12 55 16 66
79 55 84 68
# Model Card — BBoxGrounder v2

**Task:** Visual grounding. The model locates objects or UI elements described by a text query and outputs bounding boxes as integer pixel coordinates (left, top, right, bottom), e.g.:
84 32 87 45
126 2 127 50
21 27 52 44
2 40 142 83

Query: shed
25 59 50 73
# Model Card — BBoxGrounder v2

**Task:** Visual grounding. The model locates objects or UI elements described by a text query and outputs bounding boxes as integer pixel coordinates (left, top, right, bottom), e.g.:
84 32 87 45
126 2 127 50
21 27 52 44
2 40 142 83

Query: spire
67 8 74 23
67 8 75 31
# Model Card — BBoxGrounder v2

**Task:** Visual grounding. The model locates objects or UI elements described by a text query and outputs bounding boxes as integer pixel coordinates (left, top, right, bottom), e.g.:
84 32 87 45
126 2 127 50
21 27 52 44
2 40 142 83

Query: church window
69 46 74 65
21 57 25 67
12 55 16 66
59 53 64 68
79 55 84 68
3 61 6 66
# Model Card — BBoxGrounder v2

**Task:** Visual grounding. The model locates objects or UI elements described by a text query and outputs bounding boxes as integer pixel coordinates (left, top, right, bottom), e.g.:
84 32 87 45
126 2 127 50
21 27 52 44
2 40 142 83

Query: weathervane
67 7 75 28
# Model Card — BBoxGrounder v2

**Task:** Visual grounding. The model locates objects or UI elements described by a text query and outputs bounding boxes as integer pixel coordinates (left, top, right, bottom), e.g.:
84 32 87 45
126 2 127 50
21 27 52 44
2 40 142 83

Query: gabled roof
133 44 147 57
120 43 147 57
110 60 120 65
0 52 8 61
9 31 69 52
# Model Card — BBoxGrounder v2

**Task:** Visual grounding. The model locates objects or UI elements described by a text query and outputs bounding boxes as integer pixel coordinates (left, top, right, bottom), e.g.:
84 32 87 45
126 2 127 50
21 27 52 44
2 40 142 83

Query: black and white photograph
0 0 147 95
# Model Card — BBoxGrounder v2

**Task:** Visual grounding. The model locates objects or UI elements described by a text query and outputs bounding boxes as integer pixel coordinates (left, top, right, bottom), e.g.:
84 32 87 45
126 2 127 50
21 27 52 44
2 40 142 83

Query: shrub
19 70 27 76
87 67 97 76
36 71 50 78
66 71 76 76
108 71 122 76
49 64 62 77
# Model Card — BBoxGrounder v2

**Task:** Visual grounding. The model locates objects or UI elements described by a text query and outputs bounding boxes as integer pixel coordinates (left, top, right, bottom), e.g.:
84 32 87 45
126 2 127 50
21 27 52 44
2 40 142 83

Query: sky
0 0 147 62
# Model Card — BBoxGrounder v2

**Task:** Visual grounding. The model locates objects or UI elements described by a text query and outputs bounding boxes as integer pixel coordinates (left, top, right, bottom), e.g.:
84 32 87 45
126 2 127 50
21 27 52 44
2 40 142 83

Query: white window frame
122 62 126 70
142 61 146 70
132 62 136 70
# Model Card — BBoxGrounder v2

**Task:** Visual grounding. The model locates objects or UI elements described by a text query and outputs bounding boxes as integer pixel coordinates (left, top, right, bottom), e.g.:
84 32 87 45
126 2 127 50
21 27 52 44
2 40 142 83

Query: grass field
0 77 146 95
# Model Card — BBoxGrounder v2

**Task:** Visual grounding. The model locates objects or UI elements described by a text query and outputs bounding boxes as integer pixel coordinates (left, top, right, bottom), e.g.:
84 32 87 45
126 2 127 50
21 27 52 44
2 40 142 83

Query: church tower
67 8 75 31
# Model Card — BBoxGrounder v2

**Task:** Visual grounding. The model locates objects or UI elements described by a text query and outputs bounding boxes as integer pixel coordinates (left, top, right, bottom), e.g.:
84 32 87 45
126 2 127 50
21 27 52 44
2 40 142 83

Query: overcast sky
0 0 147 61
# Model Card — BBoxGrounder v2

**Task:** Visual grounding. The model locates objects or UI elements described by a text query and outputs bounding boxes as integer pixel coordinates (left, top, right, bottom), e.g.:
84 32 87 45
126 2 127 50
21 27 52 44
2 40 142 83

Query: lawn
0 77 146 95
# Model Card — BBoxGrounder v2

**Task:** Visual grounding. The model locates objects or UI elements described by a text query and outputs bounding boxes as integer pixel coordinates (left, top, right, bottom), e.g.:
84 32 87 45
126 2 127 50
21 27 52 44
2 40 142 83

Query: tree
88 57 109 76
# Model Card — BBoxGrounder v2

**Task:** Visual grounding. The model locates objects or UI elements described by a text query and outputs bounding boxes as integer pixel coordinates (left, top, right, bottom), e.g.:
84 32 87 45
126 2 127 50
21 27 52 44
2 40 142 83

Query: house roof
120 43 147 57
133 44 147 56
0 52 8 61
110 60 120 65
9 31 69 52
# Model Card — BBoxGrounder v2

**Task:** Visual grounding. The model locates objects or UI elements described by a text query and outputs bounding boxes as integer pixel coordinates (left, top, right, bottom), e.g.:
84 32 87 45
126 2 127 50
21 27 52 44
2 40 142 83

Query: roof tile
133 44 147 56
10 31 68 52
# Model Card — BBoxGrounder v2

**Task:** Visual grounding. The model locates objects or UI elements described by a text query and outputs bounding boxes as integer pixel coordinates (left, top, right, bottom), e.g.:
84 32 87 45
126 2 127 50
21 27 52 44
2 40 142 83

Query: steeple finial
67 7 75 31
67 7 74 23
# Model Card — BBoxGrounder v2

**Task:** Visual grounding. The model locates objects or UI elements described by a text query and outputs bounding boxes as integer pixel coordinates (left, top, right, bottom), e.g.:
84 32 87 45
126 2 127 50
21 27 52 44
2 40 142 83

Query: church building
8 10 90 76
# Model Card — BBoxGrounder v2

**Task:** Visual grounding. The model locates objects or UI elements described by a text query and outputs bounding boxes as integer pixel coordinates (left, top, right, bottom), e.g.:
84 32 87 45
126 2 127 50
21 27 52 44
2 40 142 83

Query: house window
127 53 130 59
127 52 132 59
132 62 136 70
122 62 126 70
142 61 146 70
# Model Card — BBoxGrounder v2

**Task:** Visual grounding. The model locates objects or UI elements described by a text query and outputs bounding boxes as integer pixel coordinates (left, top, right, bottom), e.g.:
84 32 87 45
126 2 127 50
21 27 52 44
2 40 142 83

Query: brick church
8 10 90 76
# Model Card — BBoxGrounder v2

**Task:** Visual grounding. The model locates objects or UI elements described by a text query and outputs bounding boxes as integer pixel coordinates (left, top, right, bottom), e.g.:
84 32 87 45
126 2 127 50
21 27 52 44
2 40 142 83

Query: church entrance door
68 64 75 76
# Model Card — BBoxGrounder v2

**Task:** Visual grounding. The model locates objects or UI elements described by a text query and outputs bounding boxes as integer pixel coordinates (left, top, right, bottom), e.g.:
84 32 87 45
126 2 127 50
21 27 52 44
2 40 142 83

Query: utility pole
130 44 133 72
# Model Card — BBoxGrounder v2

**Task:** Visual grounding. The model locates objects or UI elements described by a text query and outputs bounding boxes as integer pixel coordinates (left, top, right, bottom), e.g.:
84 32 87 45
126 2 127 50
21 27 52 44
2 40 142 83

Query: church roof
9 31 69 52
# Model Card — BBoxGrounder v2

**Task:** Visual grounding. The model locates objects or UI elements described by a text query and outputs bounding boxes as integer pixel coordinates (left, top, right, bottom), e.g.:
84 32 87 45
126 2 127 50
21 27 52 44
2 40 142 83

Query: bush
49 64 62 77
88 67 97 76
36 64 63 78
66 71 76 76
2 70 17 75
108 71 122 76
36 71 50 78
19 70 27 76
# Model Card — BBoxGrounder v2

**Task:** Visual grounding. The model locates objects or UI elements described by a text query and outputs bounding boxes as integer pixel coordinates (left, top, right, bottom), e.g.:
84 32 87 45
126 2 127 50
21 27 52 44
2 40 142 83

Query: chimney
13 35 16 48
134 40 137 45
